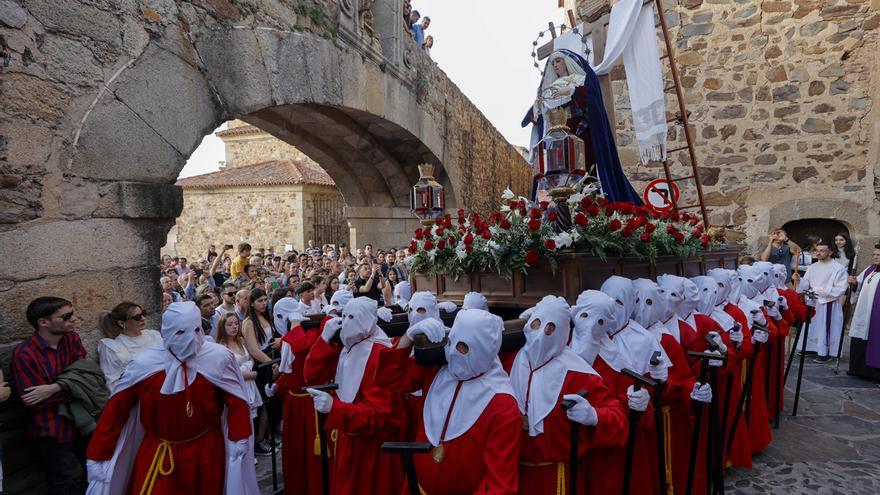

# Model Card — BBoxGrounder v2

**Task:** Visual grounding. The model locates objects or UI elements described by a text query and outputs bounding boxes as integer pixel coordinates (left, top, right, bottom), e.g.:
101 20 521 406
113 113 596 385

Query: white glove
321 316 342 343
728 326 744 345
690 382 712 403
626 385 650 412
406 318 447 344
86 459 112 483
307 387 334 414
707 349 725 368
230 439 249 461
752 328 769 344
707 331 728 354
377 306 393 322
649 360 668 382
563 393 598 426
437 301 458 313
264 383 277 397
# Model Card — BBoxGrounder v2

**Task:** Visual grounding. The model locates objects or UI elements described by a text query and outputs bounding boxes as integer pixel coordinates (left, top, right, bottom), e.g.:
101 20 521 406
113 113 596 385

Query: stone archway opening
782 218 851 249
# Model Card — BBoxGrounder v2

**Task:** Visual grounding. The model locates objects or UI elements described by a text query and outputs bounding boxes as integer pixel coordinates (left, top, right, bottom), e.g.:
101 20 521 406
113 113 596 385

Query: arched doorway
781 218 850 249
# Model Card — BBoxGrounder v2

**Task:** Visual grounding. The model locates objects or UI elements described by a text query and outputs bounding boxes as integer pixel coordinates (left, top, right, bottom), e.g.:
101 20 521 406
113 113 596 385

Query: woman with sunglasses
97 302 162 390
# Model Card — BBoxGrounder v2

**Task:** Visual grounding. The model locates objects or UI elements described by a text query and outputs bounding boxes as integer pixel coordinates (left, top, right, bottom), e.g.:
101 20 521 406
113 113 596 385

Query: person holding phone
760 229 802 283
355 263 383 303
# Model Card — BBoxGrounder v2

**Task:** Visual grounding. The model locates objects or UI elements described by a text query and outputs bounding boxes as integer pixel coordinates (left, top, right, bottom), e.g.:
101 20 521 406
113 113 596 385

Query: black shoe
254 440 273 456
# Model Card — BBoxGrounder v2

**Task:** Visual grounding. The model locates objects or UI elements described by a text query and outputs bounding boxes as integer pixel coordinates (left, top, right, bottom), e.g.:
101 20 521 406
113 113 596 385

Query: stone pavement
255 356 880 494
724 355 880 494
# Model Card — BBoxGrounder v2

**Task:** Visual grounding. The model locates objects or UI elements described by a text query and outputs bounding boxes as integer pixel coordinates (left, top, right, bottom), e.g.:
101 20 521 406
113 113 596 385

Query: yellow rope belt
140 426 213 495
661 406 674 495
519 461 565 495
289 391 310 398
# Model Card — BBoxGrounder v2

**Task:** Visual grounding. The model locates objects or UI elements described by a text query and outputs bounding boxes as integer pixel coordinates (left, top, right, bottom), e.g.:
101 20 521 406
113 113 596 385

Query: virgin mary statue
522 49 642 204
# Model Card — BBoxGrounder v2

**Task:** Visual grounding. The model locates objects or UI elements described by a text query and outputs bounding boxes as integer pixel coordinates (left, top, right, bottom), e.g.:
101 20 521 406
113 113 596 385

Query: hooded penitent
655 275 685 342
406 291 442 327
570 290 620 367
324 289 354 316
736 266 769 327
462 292 489 311
274 296 307 335
394 281 412 307
706 269 737 330
753 261 784 319
633 279 668 331
512 296 597 436
598 278 669 374
335 297 392 403
423 309 514 446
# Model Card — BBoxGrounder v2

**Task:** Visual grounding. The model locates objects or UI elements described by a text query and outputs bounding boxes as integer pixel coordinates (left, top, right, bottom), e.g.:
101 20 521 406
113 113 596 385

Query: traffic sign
643 179 680 212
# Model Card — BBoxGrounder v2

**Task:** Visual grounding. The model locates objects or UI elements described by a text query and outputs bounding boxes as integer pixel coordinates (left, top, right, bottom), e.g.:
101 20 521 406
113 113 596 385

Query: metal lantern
410 163 446 224
533 106 587 193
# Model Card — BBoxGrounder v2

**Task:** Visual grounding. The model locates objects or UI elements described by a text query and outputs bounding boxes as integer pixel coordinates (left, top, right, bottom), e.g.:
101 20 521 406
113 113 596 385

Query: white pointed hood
335 297 392 403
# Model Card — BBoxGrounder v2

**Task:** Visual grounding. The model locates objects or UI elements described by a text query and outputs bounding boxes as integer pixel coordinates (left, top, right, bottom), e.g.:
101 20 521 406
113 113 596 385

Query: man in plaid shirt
12 296 88 495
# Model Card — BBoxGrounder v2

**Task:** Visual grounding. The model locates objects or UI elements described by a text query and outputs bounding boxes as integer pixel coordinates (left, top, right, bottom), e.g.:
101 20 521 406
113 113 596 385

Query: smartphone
224 244 234 250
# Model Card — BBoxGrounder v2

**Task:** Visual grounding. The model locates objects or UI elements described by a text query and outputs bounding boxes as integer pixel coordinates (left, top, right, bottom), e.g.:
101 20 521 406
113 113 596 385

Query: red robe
304 337 407 495
591 357 656 495
87 373 251 494
718 305 754 469
745 309 776 454
768 288 807 414
657 333 697 495
274 319 325 495
379 346 522 495
519 370 628 495
675 317 714 495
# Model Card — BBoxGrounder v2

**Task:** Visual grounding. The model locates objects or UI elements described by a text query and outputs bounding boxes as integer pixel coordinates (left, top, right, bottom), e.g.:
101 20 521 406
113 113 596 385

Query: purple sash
863 265 880 368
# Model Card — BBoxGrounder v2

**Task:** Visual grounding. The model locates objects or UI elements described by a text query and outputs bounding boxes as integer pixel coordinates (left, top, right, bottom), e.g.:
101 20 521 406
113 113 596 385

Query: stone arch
0 2 529 347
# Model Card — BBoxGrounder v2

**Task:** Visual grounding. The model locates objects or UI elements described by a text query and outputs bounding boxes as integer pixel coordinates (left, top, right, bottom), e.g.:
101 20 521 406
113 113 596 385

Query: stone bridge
0 0 530 360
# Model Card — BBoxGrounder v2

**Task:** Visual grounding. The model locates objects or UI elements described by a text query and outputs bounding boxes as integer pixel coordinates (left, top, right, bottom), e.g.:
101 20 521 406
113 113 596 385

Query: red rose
519 206 528 217
444 218 453 228
500 219 511 229
644 223 656 234
598 197 608 206
448 236 457 246
465 244 473 254
435 218 443 226
547 211 558 222
508 200 519 209
640 232 652 242
574 212 589 228
544 239 557 250
580 196 594 207
530 207 543 219
586 205 600 217
436 228 445 237
458 225 467 234
424 240 434 250
458 216 466 225
518 200 527 209
457 209 465 216
409 240 418 253
481 230 492 240
609 219 622 232
415 228 424 240
463 232 474 245
604 206 615 217
666 224 677 234
691 230 701 238
437 240 446 250
700 235 711 247
528 218 541 231
681 213 691 222
673 232 685 242
539 201 550 210
689 218 700 225
621 228 634 238
524 250 540 266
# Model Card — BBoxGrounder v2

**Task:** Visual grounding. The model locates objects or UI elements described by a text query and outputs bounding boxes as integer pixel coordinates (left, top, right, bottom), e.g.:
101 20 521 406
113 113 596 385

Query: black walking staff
620 368 657 495
560 389 590 495
304 383 340 495
684 344 727 495
717 322 742 480
647 350 669 495
381 442 432 495
257 357 282 494
724 324 767 465
791 290 818 416
835 249 858 375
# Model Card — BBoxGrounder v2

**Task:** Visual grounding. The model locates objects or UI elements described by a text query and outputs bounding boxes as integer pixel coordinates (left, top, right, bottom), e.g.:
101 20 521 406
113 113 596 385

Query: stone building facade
566 0 880 267
168 121 348 258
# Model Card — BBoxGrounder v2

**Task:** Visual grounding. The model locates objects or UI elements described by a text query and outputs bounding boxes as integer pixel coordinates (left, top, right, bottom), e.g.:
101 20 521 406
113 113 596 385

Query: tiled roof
176 160 336 189
215 125 262 138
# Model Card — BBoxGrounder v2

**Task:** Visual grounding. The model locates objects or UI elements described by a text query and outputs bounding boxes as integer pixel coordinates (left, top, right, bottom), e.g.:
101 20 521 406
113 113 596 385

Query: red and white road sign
643 179 680 212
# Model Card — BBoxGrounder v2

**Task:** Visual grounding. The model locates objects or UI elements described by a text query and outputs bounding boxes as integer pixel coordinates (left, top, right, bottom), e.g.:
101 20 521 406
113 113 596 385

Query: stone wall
589 0 880 265
174 184 344 259
222 120 317 168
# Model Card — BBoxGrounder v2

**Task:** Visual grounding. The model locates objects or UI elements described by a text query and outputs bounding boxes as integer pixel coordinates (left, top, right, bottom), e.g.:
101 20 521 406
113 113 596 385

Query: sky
178 0 565 178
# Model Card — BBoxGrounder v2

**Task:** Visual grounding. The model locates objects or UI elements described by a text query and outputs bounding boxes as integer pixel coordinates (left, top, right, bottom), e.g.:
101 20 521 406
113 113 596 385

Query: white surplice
849 265 879 341
795 260 849 356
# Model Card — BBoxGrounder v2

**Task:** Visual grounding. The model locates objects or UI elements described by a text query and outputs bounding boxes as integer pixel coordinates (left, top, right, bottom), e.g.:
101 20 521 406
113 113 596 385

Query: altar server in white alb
794 241 850 362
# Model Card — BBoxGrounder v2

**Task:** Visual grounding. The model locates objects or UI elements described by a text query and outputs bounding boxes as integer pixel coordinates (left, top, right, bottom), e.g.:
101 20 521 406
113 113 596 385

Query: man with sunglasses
13 296 88 495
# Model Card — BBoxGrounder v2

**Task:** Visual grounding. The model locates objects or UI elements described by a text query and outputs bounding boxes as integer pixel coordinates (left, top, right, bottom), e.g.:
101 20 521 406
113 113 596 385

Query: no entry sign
643 179 680 212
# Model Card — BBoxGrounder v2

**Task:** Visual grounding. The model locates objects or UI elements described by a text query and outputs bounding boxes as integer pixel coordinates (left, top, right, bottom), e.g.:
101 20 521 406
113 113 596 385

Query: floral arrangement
408 180 717 280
